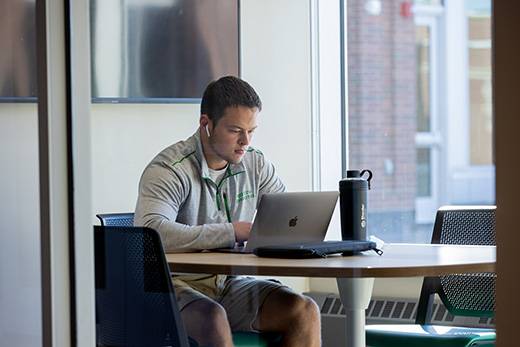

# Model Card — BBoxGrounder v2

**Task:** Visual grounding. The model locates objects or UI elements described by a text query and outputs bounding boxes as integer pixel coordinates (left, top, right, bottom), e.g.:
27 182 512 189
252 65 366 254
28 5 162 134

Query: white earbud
205 125 211 138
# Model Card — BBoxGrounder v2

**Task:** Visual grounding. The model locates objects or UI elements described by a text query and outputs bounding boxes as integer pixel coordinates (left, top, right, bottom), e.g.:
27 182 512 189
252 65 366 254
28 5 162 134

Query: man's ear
200 115 213 138
199 114 210 128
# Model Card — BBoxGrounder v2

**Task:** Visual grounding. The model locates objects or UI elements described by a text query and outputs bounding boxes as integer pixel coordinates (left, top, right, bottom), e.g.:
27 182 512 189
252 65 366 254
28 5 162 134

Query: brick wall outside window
347 0 419 239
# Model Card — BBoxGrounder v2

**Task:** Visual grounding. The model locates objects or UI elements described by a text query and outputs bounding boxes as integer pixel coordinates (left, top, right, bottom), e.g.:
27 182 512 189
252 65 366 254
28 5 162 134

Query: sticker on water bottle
361 203 366 228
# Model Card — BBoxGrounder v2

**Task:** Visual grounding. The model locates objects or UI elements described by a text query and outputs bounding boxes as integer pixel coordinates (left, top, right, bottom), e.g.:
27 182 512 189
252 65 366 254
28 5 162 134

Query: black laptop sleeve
253 240 382 258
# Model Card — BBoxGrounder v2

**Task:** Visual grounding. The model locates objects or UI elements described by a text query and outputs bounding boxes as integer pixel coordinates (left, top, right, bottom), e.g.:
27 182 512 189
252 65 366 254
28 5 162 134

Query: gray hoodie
134 130 285 252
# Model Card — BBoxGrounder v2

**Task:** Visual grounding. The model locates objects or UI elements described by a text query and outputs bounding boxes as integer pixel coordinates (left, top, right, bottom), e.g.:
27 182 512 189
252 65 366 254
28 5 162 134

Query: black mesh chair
94 223 280 347
96 212 135 226
94 225 191 346
366 206 496 347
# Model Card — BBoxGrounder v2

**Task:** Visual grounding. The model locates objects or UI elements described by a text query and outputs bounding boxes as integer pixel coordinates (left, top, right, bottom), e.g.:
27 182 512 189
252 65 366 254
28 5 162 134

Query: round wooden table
166 243 496 347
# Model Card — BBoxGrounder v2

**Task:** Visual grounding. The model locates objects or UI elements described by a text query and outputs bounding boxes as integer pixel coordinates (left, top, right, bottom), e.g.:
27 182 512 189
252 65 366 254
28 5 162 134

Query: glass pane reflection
0 2 41 345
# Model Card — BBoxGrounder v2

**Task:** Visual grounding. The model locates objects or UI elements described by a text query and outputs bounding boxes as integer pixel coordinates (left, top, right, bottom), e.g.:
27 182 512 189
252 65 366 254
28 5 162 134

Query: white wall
306 276 423 300
240 0 312 192
0 104 42 344
91 103 198 217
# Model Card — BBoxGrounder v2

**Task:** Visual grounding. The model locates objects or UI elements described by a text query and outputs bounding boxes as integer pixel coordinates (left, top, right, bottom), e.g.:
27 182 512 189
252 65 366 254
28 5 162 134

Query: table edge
167 262 496 278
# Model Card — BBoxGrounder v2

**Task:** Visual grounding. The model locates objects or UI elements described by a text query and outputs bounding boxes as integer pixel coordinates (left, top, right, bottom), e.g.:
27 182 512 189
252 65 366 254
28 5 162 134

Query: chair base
232 332 282 347
366 324 495 347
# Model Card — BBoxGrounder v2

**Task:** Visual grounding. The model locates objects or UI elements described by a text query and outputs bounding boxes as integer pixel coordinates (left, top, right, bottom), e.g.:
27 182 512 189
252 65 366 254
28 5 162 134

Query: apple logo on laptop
289 216 298 227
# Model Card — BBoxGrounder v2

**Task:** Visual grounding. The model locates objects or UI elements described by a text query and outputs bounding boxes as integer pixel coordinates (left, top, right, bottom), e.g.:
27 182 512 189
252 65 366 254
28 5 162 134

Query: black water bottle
339 169 373 241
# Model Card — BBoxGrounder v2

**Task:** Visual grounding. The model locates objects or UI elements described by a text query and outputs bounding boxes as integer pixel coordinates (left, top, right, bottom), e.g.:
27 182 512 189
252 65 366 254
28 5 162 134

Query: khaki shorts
173 274 287 332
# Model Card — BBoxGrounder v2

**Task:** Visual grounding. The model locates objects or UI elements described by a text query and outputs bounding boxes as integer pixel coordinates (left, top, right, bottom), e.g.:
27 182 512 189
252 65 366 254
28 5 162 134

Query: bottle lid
346 170 360 178
340 169 373 190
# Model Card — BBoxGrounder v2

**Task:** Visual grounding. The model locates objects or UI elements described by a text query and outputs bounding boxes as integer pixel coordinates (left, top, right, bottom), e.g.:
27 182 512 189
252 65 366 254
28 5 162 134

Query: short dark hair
201 76 262 124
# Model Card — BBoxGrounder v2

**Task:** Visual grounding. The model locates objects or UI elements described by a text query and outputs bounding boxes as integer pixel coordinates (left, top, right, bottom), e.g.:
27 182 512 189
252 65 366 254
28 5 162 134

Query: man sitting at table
134 76 321 347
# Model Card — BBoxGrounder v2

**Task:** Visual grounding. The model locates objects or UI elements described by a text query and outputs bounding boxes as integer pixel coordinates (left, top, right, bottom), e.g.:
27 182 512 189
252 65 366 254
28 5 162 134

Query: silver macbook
215 191 338 253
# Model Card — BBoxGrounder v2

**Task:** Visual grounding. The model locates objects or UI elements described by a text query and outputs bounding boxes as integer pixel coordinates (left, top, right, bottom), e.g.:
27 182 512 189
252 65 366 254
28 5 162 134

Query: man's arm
258 155 286 197
134 166 235 252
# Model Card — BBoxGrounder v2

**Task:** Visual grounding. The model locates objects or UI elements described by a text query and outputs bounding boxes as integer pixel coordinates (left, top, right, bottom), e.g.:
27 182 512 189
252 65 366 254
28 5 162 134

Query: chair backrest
96 212 135 227
415 206 496 324
94 226 189 347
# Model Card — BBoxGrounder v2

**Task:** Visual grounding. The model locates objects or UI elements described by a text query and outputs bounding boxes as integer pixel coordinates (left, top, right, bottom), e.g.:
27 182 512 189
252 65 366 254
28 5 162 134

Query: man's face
206 106 259 165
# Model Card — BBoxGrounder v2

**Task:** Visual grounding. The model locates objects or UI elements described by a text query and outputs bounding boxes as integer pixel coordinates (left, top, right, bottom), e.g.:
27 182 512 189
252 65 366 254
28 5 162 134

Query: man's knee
290 294 320 323
182 299 229 332
273 291 320 324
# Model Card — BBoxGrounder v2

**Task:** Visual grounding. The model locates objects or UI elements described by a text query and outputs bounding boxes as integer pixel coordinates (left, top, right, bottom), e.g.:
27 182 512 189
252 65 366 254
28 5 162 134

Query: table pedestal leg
336 277 374 347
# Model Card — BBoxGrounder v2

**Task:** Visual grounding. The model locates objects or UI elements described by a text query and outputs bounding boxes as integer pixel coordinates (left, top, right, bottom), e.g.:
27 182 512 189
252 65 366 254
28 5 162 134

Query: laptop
215 191 338 253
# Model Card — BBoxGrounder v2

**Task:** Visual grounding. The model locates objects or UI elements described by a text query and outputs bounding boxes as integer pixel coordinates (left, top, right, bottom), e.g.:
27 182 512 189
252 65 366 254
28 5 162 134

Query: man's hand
232 221 252 242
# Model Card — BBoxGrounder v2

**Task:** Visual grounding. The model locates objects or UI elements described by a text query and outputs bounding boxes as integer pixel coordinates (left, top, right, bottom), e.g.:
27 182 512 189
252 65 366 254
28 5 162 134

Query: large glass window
346 0 494 242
